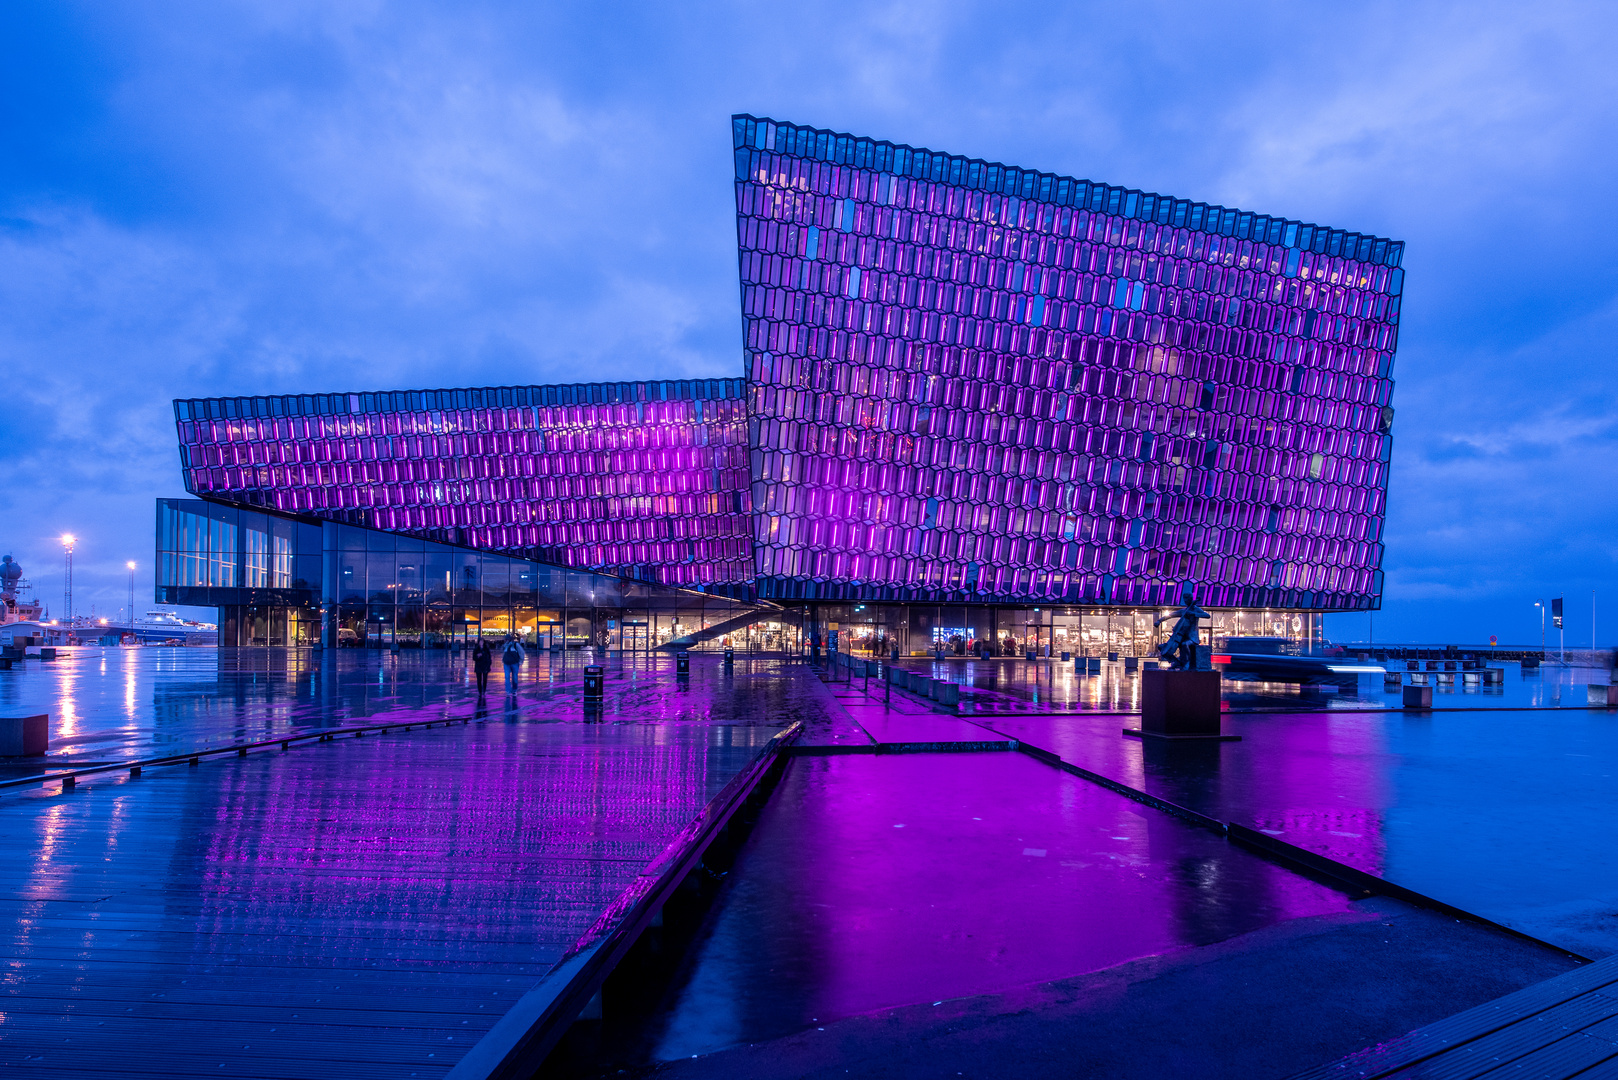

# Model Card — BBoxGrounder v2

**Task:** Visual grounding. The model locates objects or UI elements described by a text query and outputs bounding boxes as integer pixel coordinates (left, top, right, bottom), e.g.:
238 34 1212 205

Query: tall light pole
1535 599 1545 655
61 534 76 623
127 561 137 628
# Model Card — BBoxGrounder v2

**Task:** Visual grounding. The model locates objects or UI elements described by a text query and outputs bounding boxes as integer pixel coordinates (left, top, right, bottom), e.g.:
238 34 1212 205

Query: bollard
1407 660 1419 672
1483 667 1504 685
1403 685 1433 710
933 680 960 707
1025 649 1037 662
1383 670 1403 689
676 650 690 675
1124 656 1138 673
1061 651 1071 662
583 665 604 701
0 713 48 756
1107 652 1118 664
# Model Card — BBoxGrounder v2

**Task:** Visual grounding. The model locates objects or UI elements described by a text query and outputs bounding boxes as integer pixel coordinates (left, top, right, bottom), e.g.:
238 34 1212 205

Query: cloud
3 0 1616 641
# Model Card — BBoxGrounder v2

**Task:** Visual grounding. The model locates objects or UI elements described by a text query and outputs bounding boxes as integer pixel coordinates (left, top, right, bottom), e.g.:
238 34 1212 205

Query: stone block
0 714 48 756
1140 670 1222 736
1403 685 1433 710
1588 684 1618 707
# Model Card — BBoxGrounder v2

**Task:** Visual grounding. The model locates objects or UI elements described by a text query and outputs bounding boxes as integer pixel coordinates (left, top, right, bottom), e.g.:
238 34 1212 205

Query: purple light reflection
654 752 1352 1056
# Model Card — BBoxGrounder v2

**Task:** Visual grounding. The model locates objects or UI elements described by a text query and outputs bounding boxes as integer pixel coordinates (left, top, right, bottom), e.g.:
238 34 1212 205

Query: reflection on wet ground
3 649 1616 1076
0 653 792 1078
878 654 1616 714
968 704 1618 959
645 752 1352 1060
0 648 808 770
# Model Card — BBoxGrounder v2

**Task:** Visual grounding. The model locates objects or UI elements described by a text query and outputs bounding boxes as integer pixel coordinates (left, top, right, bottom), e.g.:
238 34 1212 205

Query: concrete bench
1 714 48 756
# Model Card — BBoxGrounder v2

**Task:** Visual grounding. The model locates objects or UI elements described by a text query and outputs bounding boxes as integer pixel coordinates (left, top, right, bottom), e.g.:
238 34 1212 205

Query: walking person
472 637 493 701
501 634 524 697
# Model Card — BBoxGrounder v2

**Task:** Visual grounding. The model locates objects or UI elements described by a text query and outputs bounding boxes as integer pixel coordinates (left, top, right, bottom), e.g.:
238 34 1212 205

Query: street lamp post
126 561 136 629
61 534 76 623
1536 600 1545 655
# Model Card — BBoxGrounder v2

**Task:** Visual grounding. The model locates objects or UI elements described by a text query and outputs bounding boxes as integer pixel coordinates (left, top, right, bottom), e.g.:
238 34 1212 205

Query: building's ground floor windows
218 606 322 647
214 603 794 651
802 605 1327 658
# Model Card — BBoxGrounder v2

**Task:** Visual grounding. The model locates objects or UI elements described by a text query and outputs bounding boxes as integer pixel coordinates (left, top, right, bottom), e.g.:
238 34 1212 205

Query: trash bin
583 665 604 701
676 650 690 675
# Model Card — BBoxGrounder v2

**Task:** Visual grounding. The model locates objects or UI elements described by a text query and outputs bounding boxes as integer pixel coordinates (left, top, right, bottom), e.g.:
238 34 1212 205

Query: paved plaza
1 648 1616 1078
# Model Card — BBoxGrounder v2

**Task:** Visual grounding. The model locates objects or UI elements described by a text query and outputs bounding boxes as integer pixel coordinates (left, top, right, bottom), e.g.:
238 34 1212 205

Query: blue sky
2 1 1614 645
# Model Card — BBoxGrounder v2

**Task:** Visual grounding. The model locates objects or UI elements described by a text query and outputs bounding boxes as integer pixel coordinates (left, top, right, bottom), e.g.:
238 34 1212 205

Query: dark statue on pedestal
1155 587 1210 671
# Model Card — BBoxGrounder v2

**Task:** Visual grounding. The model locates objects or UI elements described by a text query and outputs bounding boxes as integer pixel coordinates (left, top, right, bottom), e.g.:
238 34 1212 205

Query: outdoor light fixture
61 533 76 622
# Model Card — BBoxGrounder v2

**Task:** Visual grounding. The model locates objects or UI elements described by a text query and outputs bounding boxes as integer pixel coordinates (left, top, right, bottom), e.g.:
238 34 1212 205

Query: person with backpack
472 638 494 701
501 634 524 696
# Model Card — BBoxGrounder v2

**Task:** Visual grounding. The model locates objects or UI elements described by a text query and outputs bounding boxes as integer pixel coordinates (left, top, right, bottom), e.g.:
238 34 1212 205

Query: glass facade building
159 116 1403 653
735 115 1400 612
156 499 763 649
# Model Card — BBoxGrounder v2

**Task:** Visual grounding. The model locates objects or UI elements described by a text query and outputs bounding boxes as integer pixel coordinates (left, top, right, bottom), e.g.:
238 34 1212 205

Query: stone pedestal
1588 684 1617 707
1403 685 1433 710
1 714 48 756
1128 670 1231 740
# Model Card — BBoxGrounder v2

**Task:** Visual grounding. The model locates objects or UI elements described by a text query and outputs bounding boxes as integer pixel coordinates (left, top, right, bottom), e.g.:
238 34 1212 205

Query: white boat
132 609 218 646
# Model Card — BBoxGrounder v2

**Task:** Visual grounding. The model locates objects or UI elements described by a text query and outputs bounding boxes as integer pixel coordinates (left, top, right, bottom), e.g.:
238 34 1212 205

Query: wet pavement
0 648 815 771
3 648 1617 1077
641 751 1354 1061
0 654 790 1078
966 704 1618 959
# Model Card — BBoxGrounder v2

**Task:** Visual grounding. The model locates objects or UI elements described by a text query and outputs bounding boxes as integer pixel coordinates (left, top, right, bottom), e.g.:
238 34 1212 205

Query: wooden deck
1290 954 1618 1079
0 703 784 1078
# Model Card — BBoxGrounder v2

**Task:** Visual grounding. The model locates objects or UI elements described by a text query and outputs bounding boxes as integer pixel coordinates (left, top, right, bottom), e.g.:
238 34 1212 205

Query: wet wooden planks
1289 954 1618 1079
0 719 779 1078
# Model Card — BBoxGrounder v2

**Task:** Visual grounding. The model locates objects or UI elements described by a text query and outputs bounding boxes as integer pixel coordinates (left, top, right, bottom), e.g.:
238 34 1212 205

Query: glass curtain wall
794 601 1323 659
159 499 764 649
323 521 756 650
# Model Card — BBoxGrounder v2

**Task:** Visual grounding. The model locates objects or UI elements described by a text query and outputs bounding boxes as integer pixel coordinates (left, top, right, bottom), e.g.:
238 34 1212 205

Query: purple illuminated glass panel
175 382 754 588
734 115 1402 610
